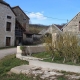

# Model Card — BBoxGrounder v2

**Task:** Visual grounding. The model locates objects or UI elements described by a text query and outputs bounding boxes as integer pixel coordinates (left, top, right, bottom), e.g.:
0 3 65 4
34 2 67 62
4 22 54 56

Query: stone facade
12 6 29 32
0 3 15 47
63 12 80 33
12 6 30 43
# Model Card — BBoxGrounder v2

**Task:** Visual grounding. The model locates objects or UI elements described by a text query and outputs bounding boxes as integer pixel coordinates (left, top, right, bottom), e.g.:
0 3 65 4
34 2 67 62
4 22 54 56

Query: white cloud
28 12 47 20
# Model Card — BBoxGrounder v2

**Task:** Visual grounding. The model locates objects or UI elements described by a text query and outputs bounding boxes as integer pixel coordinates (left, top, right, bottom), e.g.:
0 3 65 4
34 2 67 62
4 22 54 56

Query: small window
6 22 11 31
7 16 11 19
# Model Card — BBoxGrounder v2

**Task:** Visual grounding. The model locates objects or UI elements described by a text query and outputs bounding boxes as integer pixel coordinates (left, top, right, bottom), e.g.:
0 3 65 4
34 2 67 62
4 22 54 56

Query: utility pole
67 19 68 23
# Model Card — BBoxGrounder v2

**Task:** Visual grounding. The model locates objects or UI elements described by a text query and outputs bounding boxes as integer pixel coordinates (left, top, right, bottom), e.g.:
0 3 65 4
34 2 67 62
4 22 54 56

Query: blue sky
5 0 80 25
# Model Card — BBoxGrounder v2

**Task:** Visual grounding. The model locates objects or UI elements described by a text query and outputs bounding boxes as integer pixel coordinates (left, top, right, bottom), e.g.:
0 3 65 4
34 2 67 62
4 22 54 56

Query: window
6 22 11 31
7 16 11 19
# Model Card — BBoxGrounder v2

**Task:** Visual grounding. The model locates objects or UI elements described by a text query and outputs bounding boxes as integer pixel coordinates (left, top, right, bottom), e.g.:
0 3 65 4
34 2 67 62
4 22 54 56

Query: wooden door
6 37 11 46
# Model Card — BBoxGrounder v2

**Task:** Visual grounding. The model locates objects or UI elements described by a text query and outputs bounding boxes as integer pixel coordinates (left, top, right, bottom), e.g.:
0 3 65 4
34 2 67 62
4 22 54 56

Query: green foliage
44 32 80 64
20 46 26 51
20 46 27 56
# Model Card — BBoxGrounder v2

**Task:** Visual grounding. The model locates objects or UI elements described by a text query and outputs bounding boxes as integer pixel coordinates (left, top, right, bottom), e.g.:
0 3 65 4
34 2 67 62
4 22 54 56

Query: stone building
0 0 16 47
63 12 80 33
0 0 30 47
12 6 30 42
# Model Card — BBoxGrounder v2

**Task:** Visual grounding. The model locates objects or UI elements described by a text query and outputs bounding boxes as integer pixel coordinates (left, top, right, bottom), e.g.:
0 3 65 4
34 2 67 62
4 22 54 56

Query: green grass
0 54 30 79
0 54 79 80
0 46 16 50
32 52 51 58
57 76 67 80
0 54 47 80
43 58 80 66
0 73 34 80
32 52 80 66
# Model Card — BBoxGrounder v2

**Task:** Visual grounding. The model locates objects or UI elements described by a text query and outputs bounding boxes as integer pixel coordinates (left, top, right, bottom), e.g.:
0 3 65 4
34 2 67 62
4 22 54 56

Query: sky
4 0 80 25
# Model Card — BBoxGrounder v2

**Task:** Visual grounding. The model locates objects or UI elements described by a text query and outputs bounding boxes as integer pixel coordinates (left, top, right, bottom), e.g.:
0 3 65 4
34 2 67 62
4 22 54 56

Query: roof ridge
12 6 30 19
62 12 80 30
0 0 10 6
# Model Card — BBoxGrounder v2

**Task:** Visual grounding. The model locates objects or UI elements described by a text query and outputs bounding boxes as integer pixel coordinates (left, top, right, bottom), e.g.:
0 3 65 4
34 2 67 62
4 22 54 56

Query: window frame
7 16 12 19
6 22 11 31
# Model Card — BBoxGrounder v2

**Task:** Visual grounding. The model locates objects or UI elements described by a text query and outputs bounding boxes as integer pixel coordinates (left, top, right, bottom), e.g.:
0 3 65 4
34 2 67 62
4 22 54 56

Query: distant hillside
29 24 49 34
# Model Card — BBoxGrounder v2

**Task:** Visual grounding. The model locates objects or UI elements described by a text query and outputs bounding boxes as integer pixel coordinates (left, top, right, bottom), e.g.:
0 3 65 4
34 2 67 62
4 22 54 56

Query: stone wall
0 3 15 47
17 46 46 55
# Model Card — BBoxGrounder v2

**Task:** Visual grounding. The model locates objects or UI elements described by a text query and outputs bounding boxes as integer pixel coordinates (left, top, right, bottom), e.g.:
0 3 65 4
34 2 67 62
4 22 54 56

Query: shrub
20 46 26 56
44 32 80 64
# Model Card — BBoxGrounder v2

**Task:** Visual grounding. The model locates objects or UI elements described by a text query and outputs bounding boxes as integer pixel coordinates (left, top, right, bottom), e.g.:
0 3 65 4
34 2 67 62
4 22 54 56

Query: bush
20 46 25 51
44 32 80 64
20 46 27 56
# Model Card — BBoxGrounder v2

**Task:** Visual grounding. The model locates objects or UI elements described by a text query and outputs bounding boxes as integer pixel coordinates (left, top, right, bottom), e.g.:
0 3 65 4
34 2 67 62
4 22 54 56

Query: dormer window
7 16 11 19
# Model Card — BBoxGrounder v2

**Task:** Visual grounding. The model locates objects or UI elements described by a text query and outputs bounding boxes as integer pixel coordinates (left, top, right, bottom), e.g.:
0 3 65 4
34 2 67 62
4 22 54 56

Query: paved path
0 48 17 59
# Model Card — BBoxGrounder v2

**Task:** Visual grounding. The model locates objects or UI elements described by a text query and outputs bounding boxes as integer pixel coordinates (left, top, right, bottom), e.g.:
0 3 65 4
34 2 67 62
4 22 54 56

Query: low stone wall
29 60 80 73
17 45 46 54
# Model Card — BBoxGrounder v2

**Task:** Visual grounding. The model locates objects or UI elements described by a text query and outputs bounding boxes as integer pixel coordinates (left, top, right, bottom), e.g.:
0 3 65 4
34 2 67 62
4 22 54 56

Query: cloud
28 12 47 20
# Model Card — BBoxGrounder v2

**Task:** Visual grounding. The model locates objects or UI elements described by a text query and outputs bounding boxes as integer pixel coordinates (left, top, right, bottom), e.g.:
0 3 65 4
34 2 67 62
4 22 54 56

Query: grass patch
0 54 79 80
32 52 80 66
0 54 30 79
0 73 43 80
57 76 67 80
43 58 80 66
32 52 51 58
0 54 46 80
0 46 16 50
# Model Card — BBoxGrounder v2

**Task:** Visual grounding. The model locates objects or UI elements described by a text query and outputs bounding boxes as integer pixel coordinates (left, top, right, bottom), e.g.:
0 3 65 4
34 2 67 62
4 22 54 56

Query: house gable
12 6 29 19
12 6 29 30
63 12 80 33
0 0 16 16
